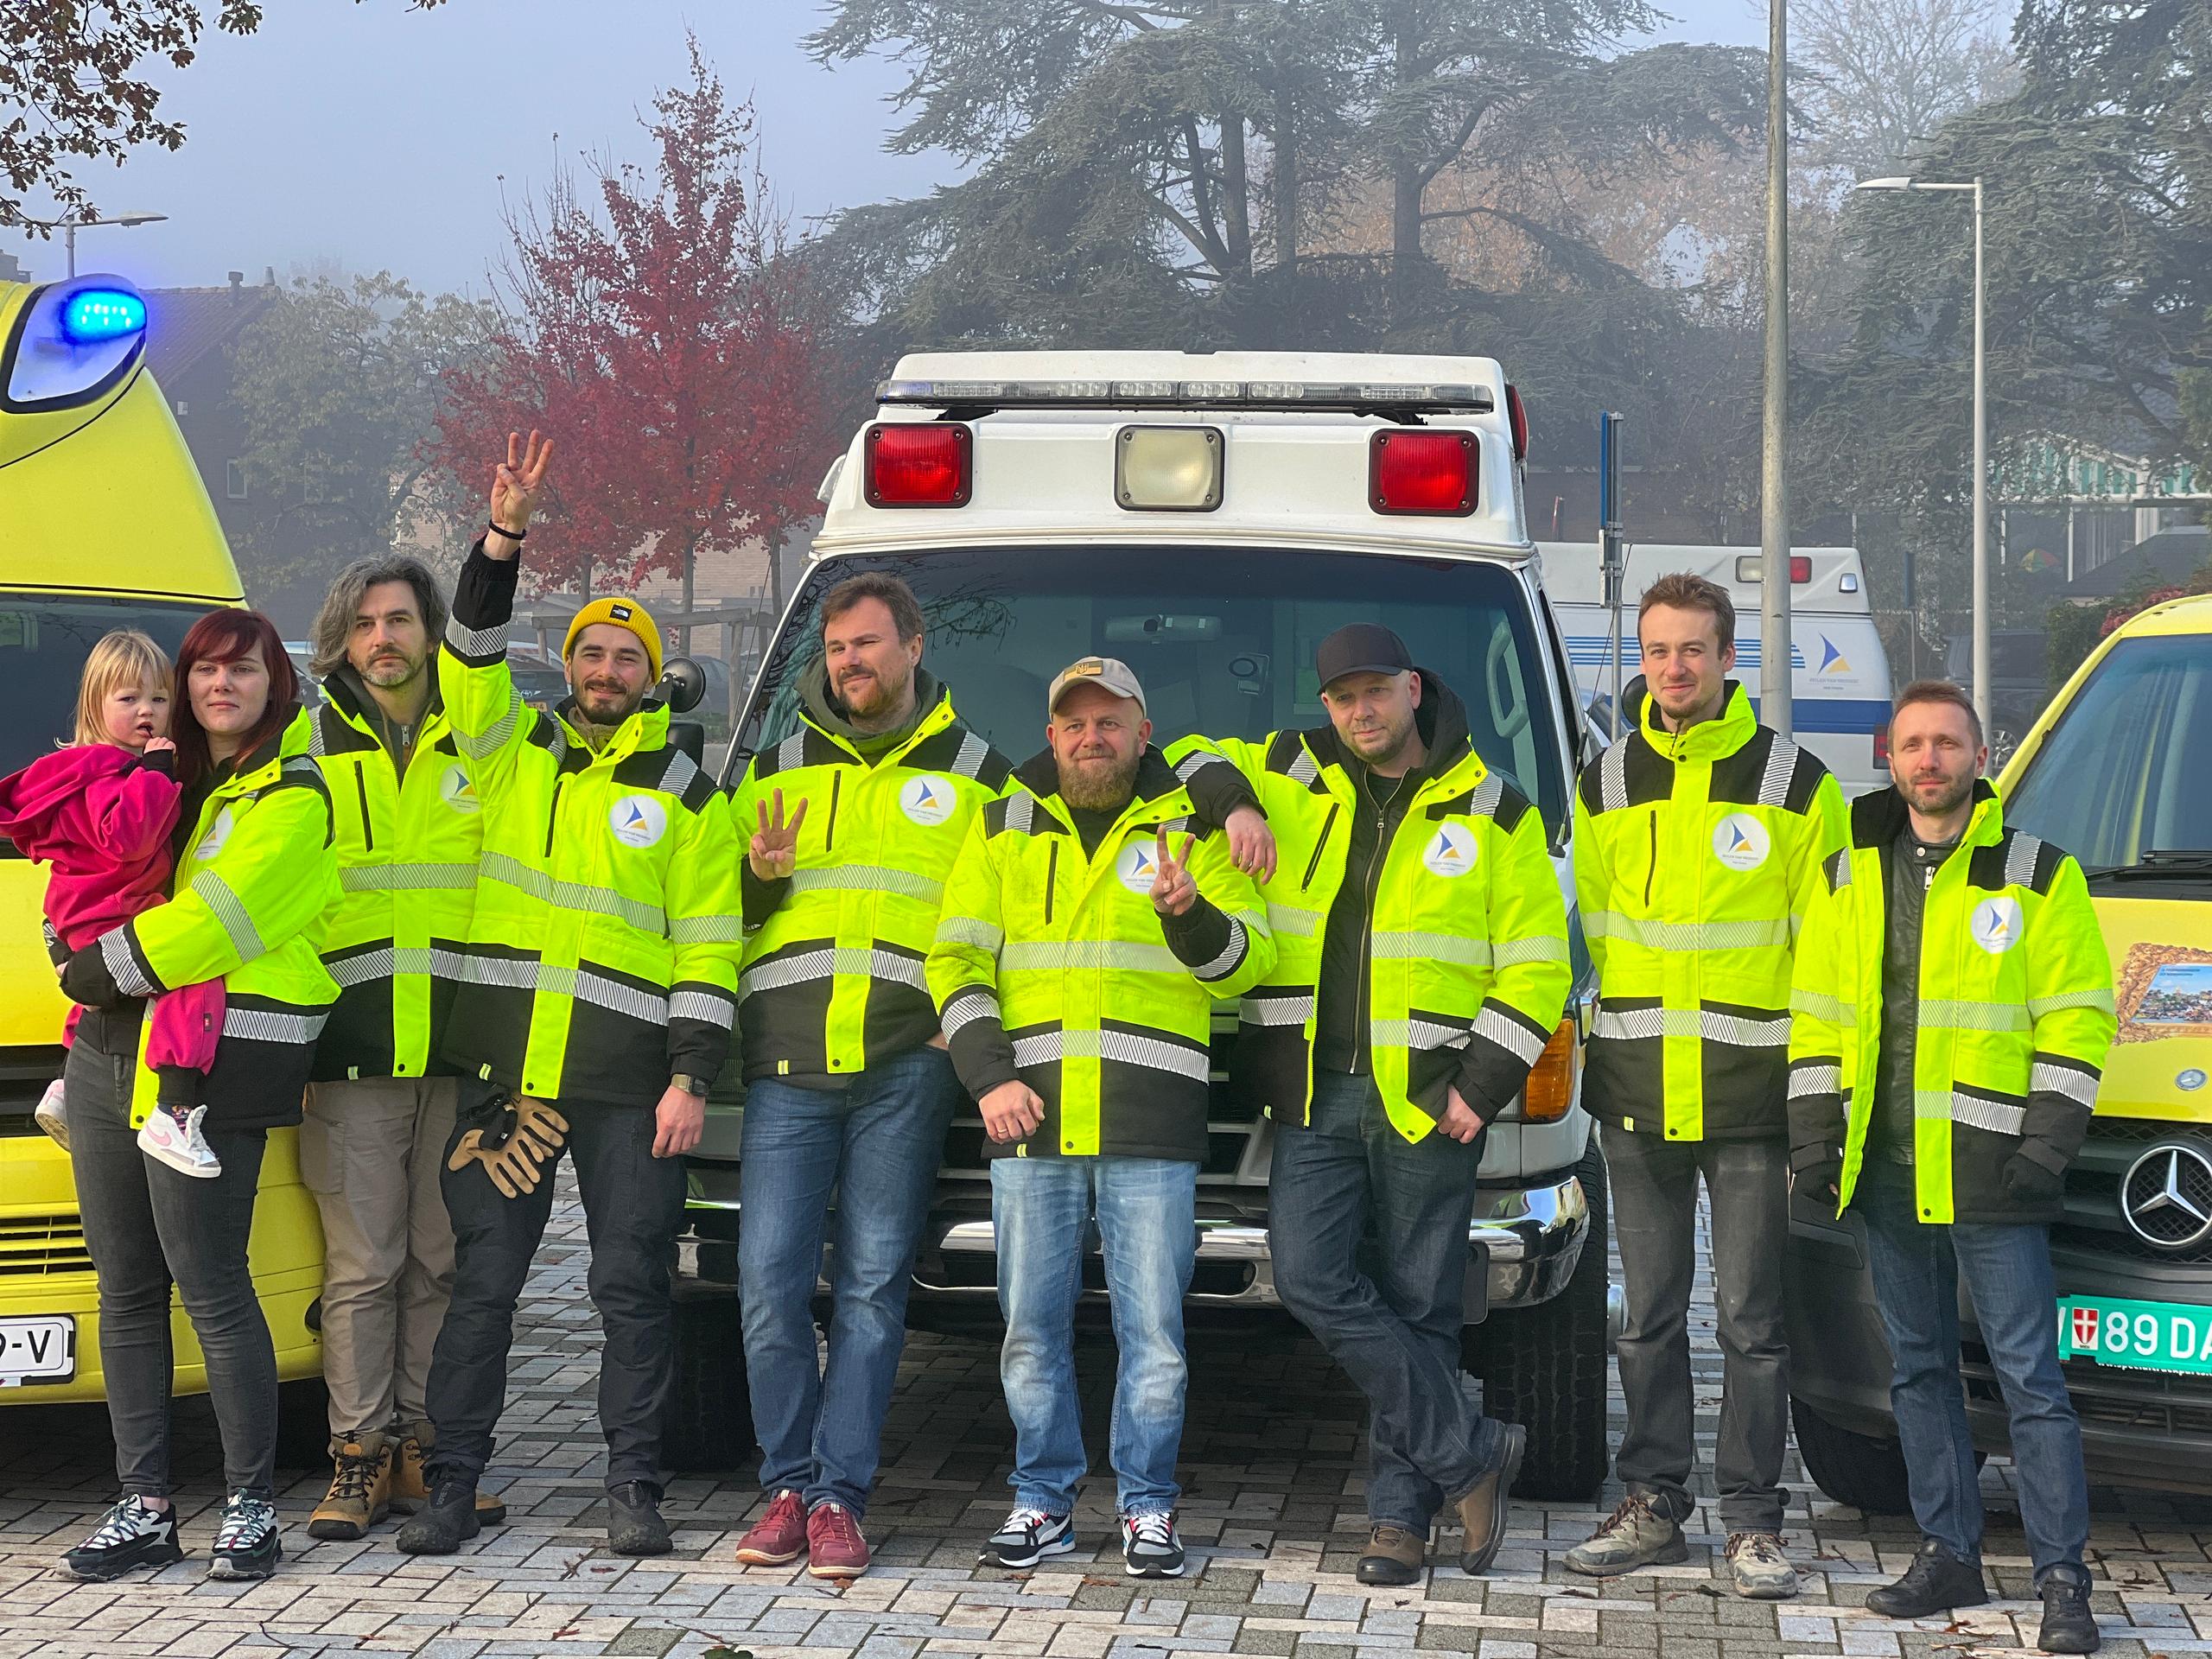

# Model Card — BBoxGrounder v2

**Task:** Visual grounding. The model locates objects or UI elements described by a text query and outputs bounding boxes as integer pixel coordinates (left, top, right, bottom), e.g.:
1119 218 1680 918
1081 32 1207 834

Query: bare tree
1790 0 2018 177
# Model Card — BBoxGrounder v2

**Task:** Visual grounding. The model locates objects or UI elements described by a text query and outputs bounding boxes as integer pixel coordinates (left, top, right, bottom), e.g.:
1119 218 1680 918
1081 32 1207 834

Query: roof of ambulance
887 348 1510 387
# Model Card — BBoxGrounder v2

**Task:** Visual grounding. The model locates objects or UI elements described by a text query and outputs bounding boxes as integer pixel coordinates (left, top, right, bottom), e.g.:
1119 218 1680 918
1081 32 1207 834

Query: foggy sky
11 0 1766 298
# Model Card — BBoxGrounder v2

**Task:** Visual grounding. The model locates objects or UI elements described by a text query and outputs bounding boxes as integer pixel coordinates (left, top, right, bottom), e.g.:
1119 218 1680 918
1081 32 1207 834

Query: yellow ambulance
0 274 326 1417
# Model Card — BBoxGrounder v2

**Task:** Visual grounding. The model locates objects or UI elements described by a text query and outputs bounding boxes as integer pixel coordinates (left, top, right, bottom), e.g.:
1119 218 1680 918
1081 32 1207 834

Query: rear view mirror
1104 613 1223 644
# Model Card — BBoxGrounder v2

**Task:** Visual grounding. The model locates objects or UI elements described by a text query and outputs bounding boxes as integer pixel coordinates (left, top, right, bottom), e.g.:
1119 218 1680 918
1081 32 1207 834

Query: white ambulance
1541 543 1897 795
676 352 1616 1500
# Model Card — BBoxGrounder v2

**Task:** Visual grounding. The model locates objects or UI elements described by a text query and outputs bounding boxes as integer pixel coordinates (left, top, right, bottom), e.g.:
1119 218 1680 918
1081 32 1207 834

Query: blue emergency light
60 288 148 344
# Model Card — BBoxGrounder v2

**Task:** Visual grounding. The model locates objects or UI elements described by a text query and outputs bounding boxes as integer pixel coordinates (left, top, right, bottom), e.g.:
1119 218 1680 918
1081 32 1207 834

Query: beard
1343 706 1418 770
1897 767 1975 818
575 677 641 726
359 650 423 690
836 661 911 728
1058 747 1141 812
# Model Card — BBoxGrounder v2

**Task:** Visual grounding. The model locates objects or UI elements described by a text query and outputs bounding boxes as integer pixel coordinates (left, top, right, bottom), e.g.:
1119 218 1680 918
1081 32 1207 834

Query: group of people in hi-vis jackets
10 433 2114 1654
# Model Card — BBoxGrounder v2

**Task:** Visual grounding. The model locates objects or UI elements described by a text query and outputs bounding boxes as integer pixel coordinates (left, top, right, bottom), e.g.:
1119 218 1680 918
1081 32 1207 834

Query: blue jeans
1268 1071 1505 1532
1857 1161 2090 1582
991 1154 1198 1517
738 1045 960 1516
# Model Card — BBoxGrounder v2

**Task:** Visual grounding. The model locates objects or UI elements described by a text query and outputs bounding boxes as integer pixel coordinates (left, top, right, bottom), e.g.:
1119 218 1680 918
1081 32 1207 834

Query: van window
2004 633 2212 868
0 598 213 780
738 545 1568 836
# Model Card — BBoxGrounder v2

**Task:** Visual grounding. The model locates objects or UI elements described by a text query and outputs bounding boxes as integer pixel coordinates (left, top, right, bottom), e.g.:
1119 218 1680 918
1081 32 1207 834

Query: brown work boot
308 1436 393 1540
1357 1523 1427 1586
393 1422 509 1526
1447 1422 1527 1576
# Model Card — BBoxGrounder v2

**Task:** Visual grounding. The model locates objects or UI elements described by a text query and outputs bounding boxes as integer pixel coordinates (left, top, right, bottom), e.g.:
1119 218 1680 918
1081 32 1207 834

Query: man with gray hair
299 555 505 1542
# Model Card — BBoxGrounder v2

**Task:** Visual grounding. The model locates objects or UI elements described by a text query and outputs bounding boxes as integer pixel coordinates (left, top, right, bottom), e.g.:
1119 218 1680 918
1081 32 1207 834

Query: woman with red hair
52 607 341 1586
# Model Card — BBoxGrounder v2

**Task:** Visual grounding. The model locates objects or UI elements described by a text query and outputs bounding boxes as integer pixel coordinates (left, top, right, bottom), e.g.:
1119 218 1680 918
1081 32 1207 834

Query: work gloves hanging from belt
448 1093 570 1198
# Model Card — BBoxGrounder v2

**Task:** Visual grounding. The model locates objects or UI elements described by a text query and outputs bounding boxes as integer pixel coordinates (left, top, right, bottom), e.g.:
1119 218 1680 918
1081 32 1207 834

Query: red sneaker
734 1489 808 1566
806 1500 871 1580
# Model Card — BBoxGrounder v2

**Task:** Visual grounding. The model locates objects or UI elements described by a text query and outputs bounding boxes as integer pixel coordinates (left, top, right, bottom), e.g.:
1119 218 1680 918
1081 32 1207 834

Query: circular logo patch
1712 813 1771 872
899 773 957 827
2178 1069 2208 1093
1422 823 1478 879
1970 895 2024 954
608 793 668 849
1118 838 1162 896
440 762 481 815
193 805 235 864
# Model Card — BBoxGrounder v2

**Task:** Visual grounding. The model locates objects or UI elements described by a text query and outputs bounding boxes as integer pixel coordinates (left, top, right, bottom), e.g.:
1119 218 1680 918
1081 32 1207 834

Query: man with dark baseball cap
1166 624 1569 1583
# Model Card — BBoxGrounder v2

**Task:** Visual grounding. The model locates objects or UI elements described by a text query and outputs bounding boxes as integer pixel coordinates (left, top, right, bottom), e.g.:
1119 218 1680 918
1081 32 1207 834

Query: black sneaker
979 1507 1076 1569
60 1496 183 1581
2037 1563 2101 1655
395 1476 482 1555
1122 1510 1185 1579
1865 1537 1989 1618
607 1481 672 1557
207 1493 281 1580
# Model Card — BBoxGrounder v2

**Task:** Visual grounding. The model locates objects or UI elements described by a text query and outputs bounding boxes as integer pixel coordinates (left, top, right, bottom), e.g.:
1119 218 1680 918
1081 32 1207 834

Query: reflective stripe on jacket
437 543 745 1106
1168 691 1570 1146
925 749 1276 1162
732 686 1014 1080
308 677 481 1080
1573 682 1847 1141
105 706 341 1129
1787 780 2115 1225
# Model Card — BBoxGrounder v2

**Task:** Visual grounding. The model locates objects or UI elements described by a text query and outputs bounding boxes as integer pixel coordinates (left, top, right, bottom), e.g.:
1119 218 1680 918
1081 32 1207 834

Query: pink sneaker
138 1103 221 1179
733 1489 807 1566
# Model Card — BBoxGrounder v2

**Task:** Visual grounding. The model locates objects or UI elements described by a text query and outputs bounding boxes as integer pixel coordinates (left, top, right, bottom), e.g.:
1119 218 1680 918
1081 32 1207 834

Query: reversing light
1522 1020 1579 1122
1116 425 1223 512
1733 553 1815 583
60 288 148 343
864 423 971 508
1369 429 1477 516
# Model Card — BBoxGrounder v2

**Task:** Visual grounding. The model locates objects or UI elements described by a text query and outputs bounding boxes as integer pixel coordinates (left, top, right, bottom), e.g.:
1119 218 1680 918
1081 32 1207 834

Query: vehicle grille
0 1212 93 1276
1963 1340 2212 1437
0 1046 66 1138
2055 1121 2212 1266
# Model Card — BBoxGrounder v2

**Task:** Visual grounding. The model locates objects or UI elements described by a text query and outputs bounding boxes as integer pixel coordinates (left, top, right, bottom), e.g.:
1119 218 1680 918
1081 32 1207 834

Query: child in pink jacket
0 630 227 1177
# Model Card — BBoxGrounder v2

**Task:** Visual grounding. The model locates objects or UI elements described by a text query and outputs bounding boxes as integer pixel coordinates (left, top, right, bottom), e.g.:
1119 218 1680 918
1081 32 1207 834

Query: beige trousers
300 1076 459 1440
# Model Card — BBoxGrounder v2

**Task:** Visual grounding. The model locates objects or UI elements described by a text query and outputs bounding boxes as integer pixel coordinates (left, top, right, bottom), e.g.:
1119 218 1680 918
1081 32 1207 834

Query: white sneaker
35 1077 69 1150
138 1104 222 1179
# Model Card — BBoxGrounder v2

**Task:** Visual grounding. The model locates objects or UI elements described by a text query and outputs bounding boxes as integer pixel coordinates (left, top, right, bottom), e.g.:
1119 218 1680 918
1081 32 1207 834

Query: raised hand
486 429 554 552
1149 828 1198 917
748 789 809 881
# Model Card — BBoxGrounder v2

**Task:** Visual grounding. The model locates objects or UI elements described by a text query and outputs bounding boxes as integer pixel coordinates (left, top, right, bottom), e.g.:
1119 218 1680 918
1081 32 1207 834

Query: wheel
275 1376 333 1469
1790 1394 1912 1514
661 1289 754 1473
1465 1139 1611 1502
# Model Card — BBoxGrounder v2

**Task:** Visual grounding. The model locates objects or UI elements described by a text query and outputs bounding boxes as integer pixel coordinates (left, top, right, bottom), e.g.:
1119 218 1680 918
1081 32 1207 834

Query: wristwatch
671 1073 711 1099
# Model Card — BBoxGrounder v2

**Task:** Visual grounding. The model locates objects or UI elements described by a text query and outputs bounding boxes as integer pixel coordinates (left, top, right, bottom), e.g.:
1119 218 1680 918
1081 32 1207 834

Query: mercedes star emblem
2120 1142 2212 1250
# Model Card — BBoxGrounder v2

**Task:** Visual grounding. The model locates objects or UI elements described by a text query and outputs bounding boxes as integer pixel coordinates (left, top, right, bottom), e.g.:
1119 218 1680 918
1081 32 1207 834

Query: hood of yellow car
2092 892 2212 1123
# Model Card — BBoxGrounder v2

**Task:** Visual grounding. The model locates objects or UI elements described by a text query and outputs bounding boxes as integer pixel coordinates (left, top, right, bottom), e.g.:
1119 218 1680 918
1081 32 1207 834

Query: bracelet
487 519 528 542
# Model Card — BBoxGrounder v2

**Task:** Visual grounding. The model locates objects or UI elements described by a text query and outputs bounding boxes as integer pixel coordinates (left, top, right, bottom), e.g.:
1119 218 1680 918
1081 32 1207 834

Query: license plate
0 1315 76 1384
2058 1296 2212 1374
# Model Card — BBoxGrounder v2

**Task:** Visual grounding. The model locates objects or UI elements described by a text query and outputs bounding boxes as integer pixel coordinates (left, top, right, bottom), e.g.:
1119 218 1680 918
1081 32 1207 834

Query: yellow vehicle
0 274 326 1419
1785 591 2212 1503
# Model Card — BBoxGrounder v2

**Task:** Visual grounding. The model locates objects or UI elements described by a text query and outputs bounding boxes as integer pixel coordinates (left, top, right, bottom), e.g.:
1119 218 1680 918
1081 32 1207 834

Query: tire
1789 1394 1912 1514
661 1289 755 1473
1465 1139 1611 1503
275 1376 334 1469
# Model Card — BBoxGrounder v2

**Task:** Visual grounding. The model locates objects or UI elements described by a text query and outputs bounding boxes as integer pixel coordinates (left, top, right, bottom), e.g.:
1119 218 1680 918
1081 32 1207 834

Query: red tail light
1504 384 1529 461
1369 429 1477 516
1790 555 1812 582
1873 723 1891 766
865 423 971 507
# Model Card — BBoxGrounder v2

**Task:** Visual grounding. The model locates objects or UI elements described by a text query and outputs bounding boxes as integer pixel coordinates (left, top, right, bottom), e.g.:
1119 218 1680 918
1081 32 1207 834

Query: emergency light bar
877 378 1496 415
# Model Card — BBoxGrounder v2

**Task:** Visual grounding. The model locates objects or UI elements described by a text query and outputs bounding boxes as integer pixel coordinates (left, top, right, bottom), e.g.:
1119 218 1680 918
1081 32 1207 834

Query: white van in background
1541 543 1896 795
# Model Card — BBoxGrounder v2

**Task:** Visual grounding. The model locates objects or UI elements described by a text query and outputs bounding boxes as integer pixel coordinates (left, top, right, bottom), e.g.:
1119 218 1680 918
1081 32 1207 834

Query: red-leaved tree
437 41 843 639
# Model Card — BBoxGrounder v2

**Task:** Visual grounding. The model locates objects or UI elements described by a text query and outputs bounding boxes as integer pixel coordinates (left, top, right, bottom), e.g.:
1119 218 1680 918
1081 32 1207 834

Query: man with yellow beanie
397 431 744 1560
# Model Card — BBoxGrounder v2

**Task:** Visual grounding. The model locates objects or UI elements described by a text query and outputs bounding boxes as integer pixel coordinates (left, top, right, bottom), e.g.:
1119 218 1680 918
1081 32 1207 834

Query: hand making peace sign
1149 828 1198 918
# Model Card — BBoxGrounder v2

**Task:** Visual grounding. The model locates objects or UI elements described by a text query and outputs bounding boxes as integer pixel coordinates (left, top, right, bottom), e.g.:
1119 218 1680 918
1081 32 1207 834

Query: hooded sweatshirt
0 745 181 950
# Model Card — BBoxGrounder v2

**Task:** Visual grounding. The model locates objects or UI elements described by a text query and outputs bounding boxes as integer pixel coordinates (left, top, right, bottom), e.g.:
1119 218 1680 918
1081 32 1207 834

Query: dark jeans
423 1090 685 1492
738 1045 960 1516
65 1006 276 1500
1268 1071 1505 1532
1856 1161 2090 1581
1604 1123 1789 1532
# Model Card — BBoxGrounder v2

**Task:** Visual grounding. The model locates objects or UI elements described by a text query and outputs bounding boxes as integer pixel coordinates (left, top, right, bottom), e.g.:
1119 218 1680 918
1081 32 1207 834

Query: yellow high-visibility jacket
1573 682 1847 1141
926 748 1275 1162
1788 780 2115 1224
438 542 744 1106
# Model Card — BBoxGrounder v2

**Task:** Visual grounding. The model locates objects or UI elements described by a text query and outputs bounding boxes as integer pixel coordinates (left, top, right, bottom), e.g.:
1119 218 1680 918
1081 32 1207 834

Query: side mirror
658 657 706 715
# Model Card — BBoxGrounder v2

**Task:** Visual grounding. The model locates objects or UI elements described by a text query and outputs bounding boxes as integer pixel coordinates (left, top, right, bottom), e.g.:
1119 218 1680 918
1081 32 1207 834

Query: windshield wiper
2083 849 2212 880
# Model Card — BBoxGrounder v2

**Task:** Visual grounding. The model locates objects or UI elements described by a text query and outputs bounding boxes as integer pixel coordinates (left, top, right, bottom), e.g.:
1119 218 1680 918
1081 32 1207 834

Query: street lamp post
1761 0 1791 737
50 212 170 277
1854 175 1987 735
